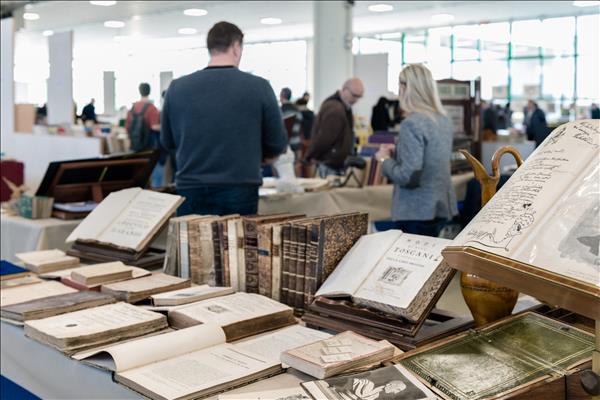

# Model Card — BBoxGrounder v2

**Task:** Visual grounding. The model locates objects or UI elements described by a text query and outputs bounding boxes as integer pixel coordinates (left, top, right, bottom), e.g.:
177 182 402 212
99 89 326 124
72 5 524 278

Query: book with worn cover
316 230 453 322
226 218 242 291
70 261 133 286
280 223 293 305
16 249 80 274
1 274 42 289
281 330 396 379
74 324 327 400
162 218 180 277
66 187 183 253
398 312 594 400
302 364 436 400
212 220 224 286
101 273 191 303
1 280 77 308
168 292 296 341
1 291 116 322
150 285 234 306
24 302 168 354
0 260 30 281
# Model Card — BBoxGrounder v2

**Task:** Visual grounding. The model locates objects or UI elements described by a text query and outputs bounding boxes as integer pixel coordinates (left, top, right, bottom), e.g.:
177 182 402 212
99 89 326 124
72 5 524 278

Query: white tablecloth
0 215 80 262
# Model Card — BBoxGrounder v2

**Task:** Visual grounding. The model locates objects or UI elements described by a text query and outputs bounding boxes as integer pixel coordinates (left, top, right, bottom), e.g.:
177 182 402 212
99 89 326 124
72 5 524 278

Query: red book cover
0 160 25 202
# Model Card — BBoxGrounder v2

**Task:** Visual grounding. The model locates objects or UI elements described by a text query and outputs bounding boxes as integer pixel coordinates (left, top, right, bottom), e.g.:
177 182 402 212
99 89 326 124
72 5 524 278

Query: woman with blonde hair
375 64 457 236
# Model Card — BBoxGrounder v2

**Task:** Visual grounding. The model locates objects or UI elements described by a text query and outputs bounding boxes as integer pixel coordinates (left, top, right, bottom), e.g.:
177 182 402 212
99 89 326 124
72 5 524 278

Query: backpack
127 102 152 152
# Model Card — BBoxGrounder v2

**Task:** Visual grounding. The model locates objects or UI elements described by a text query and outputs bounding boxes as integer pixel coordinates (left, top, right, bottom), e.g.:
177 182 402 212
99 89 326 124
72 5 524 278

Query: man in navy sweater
161 21 288 216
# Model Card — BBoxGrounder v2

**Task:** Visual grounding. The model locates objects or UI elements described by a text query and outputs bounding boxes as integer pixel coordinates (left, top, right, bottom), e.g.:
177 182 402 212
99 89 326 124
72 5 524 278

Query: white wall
47 31 74 125
1 18 15 148
353 53 389 120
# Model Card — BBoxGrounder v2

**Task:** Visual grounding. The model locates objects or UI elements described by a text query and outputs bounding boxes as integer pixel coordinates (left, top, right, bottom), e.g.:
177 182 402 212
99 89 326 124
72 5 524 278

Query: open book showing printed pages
73 324 329 400
281 331 396 379
168 292 296 341
316 230 453 322
24 302 168 354
301 364 437 400
66 187 184 253
452 120 600 287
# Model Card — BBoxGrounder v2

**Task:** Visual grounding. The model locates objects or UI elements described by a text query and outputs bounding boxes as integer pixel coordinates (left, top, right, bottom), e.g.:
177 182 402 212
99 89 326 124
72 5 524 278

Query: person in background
305 78 364 178
295 97 314 141
161 21 287 216
524 100 548 147
81 98 97 124
301 91 310 105
481 100 497 140
280 87 298 116
591 103 600 119
504 102 512 127
371 97 392 132
125 82 164 188
375 64 458 237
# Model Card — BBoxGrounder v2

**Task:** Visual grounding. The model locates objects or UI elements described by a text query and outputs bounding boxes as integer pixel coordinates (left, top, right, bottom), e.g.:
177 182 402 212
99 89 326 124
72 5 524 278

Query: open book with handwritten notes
452 120 600 288
66 188 183 253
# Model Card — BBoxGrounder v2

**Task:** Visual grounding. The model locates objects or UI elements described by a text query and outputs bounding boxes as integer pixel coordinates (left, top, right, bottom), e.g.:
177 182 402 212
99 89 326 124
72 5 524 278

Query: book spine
304 224 320 307
280 225 292 305
271 225 283 301
198 222 215 285
257 225 273 297
179 221 190 279
188 220 202 284
220 221 230 287
236 220 246 292
243 221 259 293
162 220 178 276
211 222 223 286
295 225 308 310
287 224 299 308
227 220 239 291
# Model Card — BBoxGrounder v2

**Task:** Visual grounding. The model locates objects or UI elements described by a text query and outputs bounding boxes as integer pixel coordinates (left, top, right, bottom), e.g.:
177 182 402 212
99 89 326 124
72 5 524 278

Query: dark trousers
394 218 446 237
177 186 259 216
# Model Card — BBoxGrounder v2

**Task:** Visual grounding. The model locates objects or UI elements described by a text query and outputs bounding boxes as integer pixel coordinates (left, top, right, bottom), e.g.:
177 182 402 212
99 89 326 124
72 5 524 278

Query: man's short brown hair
207 21 244 54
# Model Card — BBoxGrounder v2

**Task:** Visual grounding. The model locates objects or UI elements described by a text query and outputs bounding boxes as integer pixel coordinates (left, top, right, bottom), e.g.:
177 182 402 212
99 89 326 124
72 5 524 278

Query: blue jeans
394 218 446 237
177 186 259 216
150 163 165 188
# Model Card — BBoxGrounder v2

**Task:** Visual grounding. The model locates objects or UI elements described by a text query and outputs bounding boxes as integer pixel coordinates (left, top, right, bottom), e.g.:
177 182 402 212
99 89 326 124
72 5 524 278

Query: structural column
1 17 15 146
103 71 115 116
47 31 74 125
312 1 353 109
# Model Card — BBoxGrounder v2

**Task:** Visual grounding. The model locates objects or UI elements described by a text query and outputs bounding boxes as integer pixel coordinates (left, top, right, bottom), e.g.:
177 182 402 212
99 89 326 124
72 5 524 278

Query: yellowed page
1 281 77 307
354 234 451 309
76 324 226 372
15 249 79 271
71 262 133 283
66 188 140 243
169 293 291 326
234 325 332 363
117 344 279 400
24 302 164 340
40 264 151 280
98 190 183 251
151 285 234 306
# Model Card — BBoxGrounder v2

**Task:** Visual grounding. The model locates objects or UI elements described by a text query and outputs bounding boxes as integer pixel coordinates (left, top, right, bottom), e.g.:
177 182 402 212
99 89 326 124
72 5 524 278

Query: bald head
340 78 364 106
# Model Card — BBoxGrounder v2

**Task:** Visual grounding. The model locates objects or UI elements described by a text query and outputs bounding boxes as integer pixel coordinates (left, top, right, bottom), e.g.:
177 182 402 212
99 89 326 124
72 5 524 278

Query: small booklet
71 261 133 286
101 273 191 303
150 285 235 307
281 331 397 379
0 260 30 281
301 364 437 400
15 249 80 273
24 302 168 354
168 292 295 341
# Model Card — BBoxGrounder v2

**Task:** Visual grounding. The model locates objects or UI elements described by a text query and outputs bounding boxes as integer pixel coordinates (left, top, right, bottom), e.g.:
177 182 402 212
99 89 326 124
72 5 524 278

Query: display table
0 214 80 262
259 172 473 222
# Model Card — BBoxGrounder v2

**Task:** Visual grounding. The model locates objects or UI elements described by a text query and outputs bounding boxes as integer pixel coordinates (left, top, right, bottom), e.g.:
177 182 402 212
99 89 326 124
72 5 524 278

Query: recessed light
572 0 600 6
183 8 207 16
368 4 394 12
131 15 141 21
23 12 40 21
431 13 455 23
260 17 282 25
90 1 117 6
42 30 54 36
178 27 197 35
104 20 125 28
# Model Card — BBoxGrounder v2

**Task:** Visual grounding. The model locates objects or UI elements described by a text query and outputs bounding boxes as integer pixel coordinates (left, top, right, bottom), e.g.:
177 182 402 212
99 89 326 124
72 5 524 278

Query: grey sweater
161 66 288 189
382 112 458 221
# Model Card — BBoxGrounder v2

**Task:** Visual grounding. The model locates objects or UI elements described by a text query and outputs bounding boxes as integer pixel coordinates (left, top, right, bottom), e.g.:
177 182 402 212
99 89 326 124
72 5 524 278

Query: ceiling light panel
178 27 197 35
90 1 117 6
368 4 394 13
183 8 207 16
260 17 282 25
104 20 125 28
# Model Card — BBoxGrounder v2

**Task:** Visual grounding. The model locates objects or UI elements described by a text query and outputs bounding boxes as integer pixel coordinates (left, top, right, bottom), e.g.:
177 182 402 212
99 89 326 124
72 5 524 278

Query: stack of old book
303 230 473 350
163 212 368 312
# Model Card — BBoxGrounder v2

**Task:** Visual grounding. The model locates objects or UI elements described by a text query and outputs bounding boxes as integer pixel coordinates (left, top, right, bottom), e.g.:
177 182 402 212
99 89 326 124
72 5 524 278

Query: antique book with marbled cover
398 312 594 400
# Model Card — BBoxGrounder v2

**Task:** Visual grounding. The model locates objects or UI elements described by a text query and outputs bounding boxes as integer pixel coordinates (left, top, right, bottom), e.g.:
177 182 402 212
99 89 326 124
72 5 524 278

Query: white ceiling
18 0 600 43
